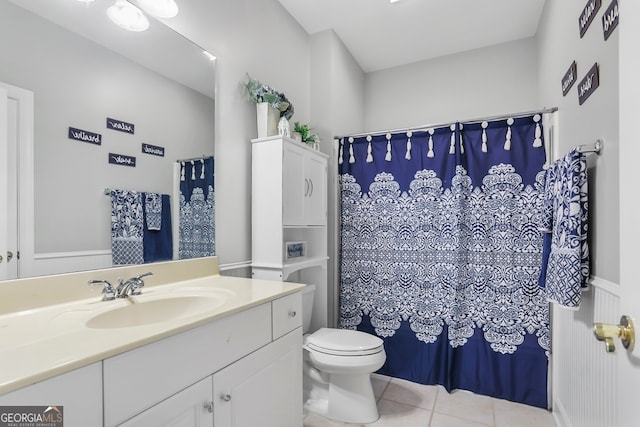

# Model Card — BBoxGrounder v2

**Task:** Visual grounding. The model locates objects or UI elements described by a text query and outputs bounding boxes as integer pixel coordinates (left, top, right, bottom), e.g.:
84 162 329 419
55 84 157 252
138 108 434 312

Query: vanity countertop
0 274 304 395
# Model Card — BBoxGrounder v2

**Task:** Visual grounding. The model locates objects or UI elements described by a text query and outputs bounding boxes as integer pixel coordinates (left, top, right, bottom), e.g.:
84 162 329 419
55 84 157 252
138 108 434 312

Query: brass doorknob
593 315 635 353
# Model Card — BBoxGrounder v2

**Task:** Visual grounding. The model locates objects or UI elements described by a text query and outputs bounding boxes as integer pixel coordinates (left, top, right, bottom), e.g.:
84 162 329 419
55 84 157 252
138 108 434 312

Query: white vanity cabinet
0 362 103 427
107 293 302 427
0 291 302 427
120 377 214 427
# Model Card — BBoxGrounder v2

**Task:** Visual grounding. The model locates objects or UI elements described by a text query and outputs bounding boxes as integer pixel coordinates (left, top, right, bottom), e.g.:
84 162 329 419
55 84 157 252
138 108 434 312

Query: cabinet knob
304 178 310 196
288 310 297 318
203 401 214 413
220 393 232 402
6 251 13 262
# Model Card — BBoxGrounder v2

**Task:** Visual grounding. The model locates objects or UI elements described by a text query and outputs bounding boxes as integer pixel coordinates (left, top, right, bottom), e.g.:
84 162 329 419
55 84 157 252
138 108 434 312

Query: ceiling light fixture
107 0 149 32
390 0 401 3
136 0 179 19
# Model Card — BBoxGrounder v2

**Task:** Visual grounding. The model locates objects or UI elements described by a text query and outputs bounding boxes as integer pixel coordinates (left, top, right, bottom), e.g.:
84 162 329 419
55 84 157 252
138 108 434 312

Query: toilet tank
301 284 316 334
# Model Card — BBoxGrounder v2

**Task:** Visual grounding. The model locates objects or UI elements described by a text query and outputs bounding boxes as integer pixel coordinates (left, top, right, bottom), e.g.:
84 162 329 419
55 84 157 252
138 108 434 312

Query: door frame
0 82 33 279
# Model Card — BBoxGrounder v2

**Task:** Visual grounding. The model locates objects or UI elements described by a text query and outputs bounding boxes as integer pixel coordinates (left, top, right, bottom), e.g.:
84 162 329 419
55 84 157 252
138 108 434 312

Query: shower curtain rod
576 139 604 155
334 106 559 140
176 154 213 163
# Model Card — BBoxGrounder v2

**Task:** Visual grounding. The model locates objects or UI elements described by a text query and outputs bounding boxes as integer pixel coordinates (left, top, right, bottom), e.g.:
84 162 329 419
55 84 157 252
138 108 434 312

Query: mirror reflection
0 0 216 280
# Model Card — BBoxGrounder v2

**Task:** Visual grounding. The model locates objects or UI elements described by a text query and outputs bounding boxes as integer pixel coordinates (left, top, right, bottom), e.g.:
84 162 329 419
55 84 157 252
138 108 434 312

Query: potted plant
244 74 294 138
293 122 319 148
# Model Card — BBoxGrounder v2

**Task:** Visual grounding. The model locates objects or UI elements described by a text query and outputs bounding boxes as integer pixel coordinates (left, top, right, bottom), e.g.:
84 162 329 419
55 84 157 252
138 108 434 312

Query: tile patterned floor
303 374 557 427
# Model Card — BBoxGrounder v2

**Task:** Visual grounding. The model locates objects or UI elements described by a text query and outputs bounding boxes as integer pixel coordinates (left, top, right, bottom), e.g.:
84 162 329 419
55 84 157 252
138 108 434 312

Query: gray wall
536 1 619 425
159 0 313 266
537 0 619 283
0 1 215 253
309 29 366 326
364 38 540 131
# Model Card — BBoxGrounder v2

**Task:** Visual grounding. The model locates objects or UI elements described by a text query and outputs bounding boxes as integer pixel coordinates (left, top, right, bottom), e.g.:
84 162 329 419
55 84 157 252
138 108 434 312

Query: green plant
293 122 318 145
244 74 294 120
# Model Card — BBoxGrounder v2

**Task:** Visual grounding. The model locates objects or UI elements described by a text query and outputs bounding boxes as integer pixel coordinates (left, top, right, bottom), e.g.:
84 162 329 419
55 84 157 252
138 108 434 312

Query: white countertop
0 274 303 395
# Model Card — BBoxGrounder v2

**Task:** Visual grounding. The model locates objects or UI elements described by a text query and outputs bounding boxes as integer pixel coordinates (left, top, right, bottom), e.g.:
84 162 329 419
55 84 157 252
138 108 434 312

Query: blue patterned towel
111 190 144 265
538 149 589 309
145 192 162 231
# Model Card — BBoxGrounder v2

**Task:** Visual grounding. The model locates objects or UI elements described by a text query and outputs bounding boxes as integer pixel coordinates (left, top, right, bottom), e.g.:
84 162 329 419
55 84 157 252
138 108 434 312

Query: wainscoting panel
552 277 619 427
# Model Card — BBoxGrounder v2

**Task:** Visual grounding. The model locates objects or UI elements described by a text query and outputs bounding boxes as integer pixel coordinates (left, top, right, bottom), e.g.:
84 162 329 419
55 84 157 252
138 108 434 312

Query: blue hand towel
143 193 173 263
145 193 162 231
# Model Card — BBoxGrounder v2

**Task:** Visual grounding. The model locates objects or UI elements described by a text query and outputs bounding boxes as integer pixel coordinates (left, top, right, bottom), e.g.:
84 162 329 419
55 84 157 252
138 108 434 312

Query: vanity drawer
103 303 271 427
272 291 302 339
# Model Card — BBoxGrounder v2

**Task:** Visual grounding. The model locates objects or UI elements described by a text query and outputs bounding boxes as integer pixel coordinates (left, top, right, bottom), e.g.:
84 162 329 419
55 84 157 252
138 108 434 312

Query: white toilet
301 284 386 424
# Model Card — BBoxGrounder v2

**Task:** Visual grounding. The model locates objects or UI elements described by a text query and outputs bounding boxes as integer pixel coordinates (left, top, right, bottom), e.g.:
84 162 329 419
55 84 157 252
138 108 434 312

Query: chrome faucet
115 272 153 298
87 279 116 301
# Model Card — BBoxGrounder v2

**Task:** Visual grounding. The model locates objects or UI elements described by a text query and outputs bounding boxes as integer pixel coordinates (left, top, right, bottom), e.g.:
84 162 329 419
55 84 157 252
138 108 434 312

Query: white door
0 81 34 280
618 3 640 426
0 87 9 280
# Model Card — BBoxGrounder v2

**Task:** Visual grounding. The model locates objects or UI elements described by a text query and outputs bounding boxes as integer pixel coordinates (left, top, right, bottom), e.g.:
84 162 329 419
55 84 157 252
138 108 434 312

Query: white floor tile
303 410 364 427
380 377 439 410
367 398 432 427
371 373 391 400
430 412 492 427
493 398 556 427
433 388 494 426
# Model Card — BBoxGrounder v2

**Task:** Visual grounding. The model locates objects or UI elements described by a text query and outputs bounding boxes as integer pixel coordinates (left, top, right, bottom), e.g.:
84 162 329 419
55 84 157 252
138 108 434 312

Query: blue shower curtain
338 116 550 408
179 157 215 259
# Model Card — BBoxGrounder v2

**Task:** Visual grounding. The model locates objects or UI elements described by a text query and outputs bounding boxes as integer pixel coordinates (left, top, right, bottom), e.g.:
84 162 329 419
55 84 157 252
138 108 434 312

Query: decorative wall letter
602 0 619 41
561 61 578 97
142 143 165 157
579 0 602 38
108 153 136 167
106 117 135 134
68 127 102 145
577 63 600 105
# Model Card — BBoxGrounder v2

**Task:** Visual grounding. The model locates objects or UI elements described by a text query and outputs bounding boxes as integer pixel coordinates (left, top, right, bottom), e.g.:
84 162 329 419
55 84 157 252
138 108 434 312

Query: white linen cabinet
251 136 329 331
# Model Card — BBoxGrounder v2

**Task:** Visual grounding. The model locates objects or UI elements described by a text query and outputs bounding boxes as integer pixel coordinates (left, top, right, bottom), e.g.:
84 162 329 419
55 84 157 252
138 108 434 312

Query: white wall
364 38 540 131
536 1 620 425
309 29 366 326
537 0 619 283
0 2 214 253
159 0 313 266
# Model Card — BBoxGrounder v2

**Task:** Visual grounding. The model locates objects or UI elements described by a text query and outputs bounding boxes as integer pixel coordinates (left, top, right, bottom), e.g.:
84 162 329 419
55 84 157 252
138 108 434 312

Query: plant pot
256 102 280 138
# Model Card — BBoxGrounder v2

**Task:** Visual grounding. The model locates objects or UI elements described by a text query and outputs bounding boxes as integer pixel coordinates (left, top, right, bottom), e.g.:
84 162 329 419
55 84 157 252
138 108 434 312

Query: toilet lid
306 328 383 355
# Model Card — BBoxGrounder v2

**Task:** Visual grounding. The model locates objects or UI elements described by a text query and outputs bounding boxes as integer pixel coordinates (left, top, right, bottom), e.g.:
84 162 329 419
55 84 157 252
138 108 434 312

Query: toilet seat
305 328 384 356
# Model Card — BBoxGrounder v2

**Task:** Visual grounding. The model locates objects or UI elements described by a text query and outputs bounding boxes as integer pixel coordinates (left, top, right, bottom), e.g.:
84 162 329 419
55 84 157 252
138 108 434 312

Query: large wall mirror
0 0 216 279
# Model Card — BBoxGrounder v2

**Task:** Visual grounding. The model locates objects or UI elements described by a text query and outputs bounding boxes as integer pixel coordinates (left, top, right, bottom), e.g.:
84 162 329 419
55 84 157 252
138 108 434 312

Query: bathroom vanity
0 257 303 426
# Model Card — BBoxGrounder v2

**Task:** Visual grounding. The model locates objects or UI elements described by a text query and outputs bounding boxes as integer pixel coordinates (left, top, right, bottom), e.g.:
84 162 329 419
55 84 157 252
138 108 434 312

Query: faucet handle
88 279 116 301
135 272 153 281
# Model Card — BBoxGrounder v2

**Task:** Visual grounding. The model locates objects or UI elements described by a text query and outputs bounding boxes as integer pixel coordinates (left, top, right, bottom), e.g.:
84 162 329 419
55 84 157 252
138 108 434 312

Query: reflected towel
143 193 173 263
145 192 162 230
111 190 144 265
538 149 589 309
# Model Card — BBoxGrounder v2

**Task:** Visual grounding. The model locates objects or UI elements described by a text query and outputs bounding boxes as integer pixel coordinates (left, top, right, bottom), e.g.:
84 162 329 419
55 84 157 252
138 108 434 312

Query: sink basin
86 296 225 329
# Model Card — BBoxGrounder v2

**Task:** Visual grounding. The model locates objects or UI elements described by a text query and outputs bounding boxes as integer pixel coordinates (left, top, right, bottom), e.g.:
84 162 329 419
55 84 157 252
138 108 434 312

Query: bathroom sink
86 295 226 329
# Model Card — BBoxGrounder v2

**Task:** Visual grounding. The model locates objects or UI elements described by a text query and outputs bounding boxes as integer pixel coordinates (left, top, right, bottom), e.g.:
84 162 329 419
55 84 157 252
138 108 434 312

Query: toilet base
304 373 379 424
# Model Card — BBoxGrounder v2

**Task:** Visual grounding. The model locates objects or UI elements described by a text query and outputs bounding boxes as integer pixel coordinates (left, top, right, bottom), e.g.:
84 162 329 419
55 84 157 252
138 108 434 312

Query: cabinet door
0 362 102 427
120 377 213 427
213 329 302 427
304 153 327 226
282 143 306 225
